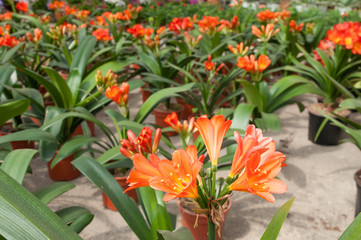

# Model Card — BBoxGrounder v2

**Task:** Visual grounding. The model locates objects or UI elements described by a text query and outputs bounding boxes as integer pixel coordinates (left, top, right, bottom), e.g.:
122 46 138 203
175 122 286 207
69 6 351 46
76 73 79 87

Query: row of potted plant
0 0 360 239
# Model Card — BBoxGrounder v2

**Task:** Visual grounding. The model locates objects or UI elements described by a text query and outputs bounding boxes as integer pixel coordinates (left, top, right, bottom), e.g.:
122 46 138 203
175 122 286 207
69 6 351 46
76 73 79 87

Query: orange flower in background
204 55 215 71
149 147 204 202
229 150 287 203
92 28 113 41
164 112 183 132
48 1 65 10
27 28 43 43
252 23 279 42
16 2 28 12
184 32 202 49
326 21 361 55
228 42 249 57
96 16 107 26
120 128 162 160
64 6 78 15
105 82 129 106
257 9 277 22
0 35 19 48
236 54 271 73
74 10 90 21
277 10 291 21
289 20 304 32
229 125 276 178
127 24 153 39
0 11 12 21
125 153 162 192
40 15 51 24
197 16 220 34
168 17 194 34
194 115 232 166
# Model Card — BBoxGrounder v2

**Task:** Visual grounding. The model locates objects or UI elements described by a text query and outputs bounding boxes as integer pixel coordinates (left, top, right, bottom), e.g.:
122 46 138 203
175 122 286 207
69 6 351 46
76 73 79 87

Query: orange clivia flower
92 28 113 41
149 146 204 202
277 10 291 21
229 149 287 203
127 24 154 39
228 42 249 57
168 17 194 34
64 6 78 15
194 115 232 166
252 23 279 42
105 82 129 106
74 10 90 21
16 2 28 12
48 1 65 10
236 54 271 73
257 9 277 22
289 20 304 32
120 128 162 160
229 125 276 178
0 34 19 48
197 16 220 35
125 153 162 192
164 112 183 132
204 55 215 71
0 11 12 21
184 32 202 49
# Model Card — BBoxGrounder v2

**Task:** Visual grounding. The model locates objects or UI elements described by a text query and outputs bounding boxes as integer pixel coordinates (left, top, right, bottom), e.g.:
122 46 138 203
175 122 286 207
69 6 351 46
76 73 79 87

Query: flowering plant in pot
283 21 361 144
123 114 288 239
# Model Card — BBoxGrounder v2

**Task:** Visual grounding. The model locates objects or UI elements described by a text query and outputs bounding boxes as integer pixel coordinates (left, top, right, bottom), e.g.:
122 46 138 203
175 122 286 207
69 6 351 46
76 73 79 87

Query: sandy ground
22 90 361 240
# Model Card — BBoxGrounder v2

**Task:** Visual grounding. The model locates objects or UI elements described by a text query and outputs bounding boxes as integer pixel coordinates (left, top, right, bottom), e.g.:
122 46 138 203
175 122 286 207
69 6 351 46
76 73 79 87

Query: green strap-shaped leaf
66 69 82 106
260 197 295 240
0 64 15 94
260 112 281 132
1 43 25 64
0 168 82 240
231 103 255 132
1 149 38 184
50 136 99 169
133 83 194 123
72 156 152 240
33 182 75 205
44 67 73 110
96 145 123 164
157 227 193 240
339 212 361 240
0 99 30 126
0 129 57 144
70 36 97 78
55 206 94 234
240 80 264 111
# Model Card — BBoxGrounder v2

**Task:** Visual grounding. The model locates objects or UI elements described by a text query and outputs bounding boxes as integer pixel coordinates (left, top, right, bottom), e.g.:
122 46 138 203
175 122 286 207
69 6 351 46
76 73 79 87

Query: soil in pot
178 198 231 240
308 103 350 146
47 152 80 181
102 170 138 211
355 169 361 217
153 103 183 137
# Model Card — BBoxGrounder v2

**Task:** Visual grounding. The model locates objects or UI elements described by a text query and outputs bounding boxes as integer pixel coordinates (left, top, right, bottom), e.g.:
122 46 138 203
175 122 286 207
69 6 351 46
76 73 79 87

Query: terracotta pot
141 87 151 103
355 169 361 217
102 176 138 211
47 152 80 181
0 124 35 150
153 103 183 137
72 120 95 137
178 199 231 240
176 98 195 120
308 103 350 146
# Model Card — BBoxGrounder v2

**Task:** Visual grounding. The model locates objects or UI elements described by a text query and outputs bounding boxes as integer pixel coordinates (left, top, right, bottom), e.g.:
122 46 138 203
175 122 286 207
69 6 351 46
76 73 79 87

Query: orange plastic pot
102 176 138 211
72 120 95 137
178 199 231 240
47 152 80 181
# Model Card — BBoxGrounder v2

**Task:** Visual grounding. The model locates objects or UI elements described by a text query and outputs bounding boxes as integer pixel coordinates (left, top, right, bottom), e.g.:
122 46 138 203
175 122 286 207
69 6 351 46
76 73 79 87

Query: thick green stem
208 218 216 240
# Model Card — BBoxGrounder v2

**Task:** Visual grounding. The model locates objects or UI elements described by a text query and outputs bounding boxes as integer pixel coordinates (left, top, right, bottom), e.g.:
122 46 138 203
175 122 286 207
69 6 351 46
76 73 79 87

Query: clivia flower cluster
164 112 196 148
123 115 287 234
256 9 290 23
236 54 271 81
326 21 361 55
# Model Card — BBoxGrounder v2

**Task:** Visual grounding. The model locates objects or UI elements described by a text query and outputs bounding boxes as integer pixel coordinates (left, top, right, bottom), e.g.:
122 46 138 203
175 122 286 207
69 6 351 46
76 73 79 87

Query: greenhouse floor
23 90 361 240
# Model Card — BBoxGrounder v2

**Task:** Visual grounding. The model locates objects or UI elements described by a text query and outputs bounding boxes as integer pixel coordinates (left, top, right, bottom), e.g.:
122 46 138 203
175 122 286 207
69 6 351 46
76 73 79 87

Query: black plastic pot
355 169 361 217
308 108 343 146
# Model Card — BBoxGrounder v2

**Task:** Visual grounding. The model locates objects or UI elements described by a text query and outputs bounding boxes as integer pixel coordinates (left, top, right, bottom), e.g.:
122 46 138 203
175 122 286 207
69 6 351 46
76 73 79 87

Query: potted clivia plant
284 21 361 145
92 68 194 210
123 115 288 240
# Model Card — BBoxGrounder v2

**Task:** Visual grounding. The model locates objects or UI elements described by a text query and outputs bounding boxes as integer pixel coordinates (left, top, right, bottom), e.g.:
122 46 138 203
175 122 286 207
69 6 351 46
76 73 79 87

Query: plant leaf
33 182 75 205
0 168 82 240
339 213 361 240
260 197 295 240
157 227 193 240
0 99 30 126
72 156 152 240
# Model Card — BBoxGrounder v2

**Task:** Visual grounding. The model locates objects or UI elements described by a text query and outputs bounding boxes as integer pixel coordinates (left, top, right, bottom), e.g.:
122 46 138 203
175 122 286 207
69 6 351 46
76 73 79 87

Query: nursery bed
22 90 360 240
